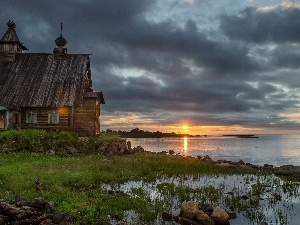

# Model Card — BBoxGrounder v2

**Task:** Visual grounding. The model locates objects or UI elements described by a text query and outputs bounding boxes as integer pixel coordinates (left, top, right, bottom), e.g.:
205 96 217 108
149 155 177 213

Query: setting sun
183 125 188 129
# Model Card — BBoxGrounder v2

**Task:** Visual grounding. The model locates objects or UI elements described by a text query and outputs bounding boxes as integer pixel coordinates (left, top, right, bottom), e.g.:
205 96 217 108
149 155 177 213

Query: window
48 110 59 124
0 112 5 129
14 114 20 124
26 111 37 123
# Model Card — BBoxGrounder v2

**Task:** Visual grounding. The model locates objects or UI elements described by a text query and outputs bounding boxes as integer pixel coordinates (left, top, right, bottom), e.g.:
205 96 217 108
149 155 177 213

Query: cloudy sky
1 0 300 135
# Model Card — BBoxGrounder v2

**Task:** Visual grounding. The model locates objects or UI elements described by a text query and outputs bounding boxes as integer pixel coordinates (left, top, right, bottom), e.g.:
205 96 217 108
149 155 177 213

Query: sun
182 125 188 129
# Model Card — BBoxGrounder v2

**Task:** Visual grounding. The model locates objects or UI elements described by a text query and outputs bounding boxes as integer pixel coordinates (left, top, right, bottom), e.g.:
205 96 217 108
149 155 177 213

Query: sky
1 0 300 135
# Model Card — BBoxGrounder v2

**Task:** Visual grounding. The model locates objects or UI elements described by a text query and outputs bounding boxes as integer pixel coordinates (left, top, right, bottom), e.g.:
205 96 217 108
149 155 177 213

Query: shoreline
154 149 300 180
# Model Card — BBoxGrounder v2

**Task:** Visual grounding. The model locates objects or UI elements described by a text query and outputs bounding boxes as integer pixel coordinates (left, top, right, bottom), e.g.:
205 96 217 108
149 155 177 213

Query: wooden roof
0 53 91 109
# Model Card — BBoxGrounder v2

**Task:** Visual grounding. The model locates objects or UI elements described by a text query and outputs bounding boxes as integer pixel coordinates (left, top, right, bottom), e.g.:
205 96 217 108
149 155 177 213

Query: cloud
1 0 300 133
220 6 300 44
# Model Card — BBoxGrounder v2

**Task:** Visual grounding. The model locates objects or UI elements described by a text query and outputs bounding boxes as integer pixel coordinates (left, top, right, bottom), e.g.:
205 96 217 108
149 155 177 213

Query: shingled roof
0 53 90 109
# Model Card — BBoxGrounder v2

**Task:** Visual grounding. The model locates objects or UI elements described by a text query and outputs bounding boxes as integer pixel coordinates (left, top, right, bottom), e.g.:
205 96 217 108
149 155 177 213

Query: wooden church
0 21 105 135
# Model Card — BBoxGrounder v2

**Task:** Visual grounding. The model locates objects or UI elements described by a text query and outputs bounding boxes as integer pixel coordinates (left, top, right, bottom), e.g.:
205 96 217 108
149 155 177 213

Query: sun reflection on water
183 137 188 154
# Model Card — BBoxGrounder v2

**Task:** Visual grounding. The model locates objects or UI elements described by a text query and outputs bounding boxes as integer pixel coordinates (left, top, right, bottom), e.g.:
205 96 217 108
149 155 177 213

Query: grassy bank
0 129 299 224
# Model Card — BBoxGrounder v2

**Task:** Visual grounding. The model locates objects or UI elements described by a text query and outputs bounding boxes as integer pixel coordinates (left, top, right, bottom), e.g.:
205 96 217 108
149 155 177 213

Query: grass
0 129 299 224
0 150 259 223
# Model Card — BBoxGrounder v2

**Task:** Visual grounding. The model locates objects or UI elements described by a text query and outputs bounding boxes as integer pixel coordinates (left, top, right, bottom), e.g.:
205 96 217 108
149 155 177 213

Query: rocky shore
93 140 300 180
0 196 73 225
195 154 300 179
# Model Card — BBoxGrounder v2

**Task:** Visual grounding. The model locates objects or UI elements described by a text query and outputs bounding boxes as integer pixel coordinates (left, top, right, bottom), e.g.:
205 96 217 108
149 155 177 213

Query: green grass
0 150 260 224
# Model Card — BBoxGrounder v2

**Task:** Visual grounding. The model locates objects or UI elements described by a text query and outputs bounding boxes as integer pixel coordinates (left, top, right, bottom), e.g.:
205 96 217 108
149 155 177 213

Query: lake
127 134 300 166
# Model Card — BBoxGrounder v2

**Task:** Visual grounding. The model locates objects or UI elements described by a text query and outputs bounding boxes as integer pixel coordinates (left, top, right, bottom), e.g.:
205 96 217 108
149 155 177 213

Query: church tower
0 20 28 61
53 23 68 60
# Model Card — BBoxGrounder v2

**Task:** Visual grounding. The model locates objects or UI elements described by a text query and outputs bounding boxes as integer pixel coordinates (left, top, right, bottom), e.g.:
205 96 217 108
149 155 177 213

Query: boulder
126 141 132 150
273 165 300 178
199 203 214 213
105 142 119 155
66 146 77 154
226 211 237 219
237 160 245 165
203 155 213 162
210 206 230 225
180 201 199 219
132 146 144 152
195 209 215 225
169 150 175 155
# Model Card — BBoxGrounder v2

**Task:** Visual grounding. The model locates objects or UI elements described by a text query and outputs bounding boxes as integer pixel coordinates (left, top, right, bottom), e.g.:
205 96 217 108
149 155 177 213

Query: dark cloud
1 1 300 133
220 7 300 44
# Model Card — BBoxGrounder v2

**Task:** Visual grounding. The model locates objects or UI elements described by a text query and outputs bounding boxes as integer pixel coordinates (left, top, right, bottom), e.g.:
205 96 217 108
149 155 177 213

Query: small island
223 134 259 138
103 127 193 138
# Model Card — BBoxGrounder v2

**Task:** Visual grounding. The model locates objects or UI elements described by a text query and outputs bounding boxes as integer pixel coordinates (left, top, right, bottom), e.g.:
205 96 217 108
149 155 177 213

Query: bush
0 129 19 144
0 129 122 154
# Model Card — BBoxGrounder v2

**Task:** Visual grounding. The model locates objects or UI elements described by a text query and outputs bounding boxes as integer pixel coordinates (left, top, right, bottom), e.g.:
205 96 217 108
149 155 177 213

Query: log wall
74 98 100 135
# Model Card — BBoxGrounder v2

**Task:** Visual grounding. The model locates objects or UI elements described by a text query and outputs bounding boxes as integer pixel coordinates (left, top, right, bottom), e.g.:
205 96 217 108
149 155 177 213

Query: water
107 174 300 225
128 134 300 166
122 135 300 225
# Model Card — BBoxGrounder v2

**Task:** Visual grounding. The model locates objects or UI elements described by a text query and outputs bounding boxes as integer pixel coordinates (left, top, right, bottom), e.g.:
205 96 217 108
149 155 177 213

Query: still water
128 135 300 166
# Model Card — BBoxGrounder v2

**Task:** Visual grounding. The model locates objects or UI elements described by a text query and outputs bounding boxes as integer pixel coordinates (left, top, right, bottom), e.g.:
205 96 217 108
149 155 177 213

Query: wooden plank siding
20 107 72 130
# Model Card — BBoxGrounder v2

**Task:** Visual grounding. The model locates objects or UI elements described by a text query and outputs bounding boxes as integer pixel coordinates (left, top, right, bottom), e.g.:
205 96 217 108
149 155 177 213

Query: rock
12 211 28 221
180 201 199 219
66 146 77 154
40 218 53 224
199 203 214 213
0 197 72 225
96 142 109 153
52 212 65 224
44 201 56 213
59 214 74 225
30 197 47 209
237 160 245 165
195 209 215 225
169 150 175 155
117 142 126 154
132 146 144 152
0 215 8 224
105 142 119 155
162 211 173 221
203 155 213 162
274 165 300 178
262 164 274 173
260 222 268 225
78 137 89 142
126 141 132 150
49 149 56 155
210 206 230 225
226 211 237 219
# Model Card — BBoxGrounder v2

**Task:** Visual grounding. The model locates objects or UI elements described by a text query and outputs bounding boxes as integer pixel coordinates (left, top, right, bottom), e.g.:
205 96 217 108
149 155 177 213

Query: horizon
102 126 299 136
